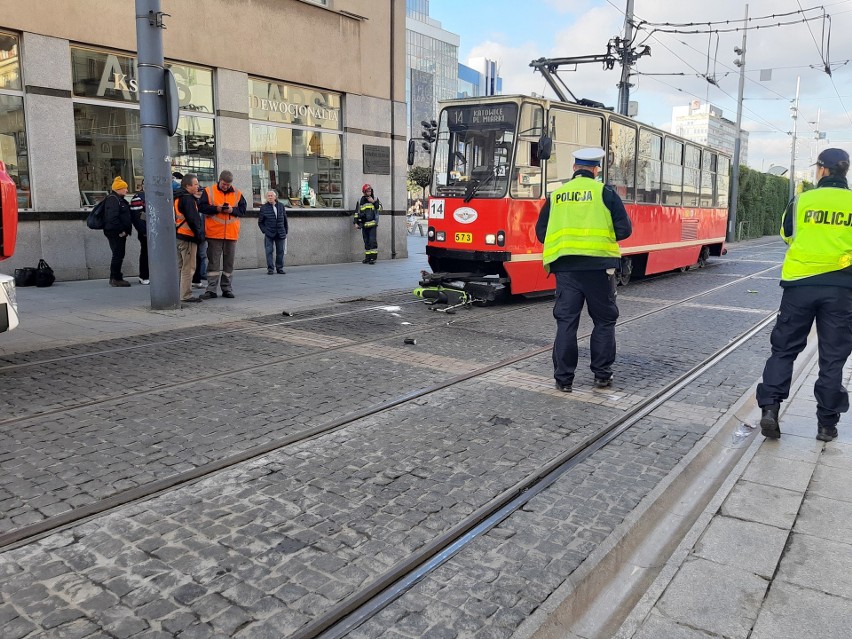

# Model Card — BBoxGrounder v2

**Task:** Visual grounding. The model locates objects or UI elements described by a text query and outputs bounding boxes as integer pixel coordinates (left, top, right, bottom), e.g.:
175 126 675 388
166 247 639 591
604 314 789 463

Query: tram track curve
0 261 781 551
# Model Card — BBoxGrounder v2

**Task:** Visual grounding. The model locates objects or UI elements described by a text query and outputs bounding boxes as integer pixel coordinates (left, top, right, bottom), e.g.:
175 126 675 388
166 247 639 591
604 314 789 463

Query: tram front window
432 103 518 199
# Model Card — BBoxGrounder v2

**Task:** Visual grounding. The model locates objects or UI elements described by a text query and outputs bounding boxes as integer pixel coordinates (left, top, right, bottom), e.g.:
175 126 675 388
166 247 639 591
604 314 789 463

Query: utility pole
135 0 180 309
789 76 800 202
617 0 636 116
727 4 748 243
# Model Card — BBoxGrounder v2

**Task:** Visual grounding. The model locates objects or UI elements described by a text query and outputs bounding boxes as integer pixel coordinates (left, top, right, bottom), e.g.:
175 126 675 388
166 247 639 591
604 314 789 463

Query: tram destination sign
447 103 517 129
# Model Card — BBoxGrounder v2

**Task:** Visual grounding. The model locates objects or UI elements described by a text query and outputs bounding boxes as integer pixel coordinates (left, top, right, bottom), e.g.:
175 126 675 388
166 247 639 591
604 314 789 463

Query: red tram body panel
420 95 730 297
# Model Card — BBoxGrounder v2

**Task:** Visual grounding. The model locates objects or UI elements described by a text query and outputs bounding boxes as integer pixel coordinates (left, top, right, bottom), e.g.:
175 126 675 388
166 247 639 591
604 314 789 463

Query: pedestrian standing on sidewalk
355 183 381 264
174 173 205 304
258 190 289 274
535 148 632 393
130 180 149 285
758 148 852 442
199 170 246 299
103 176 133 287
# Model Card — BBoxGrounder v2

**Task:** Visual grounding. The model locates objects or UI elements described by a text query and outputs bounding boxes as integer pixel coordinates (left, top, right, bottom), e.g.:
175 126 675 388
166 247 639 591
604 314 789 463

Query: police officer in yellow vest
535 148 632 392
758 148 852 442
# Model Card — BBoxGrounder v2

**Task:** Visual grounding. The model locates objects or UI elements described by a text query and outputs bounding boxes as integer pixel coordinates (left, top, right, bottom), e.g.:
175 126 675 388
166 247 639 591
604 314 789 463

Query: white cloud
462 0 852 168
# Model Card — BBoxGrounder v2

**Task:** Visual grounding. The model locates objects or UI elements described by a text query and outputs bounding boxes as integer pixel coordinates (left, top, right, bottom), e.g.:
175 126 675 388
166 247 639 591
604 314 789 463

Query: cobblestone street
2 239 821 639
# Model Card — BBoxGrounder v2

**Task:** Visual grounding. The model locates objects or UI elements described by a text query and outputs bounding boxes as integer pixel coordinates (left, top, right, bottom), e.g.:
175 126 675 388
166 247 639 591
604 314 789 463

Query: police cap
814 148 850 172
573 147 606 167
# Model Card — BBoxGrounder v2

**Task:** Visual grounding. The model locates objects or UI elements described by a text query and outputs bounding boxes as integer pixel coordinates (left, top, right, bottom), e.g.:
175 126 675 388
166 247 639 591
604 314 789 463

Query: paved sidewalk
1 235 429 356
621 353 852 639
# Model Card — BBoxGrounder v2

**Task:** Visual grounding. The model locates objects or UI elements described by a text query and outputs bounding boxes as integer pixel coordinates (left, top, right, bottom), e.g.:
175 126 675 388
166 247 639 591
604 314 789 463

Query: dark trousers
138 237 149 280
264 236 285 270
106 234 127 281
756 285 852 426
552 270 619 385
362 226 378 260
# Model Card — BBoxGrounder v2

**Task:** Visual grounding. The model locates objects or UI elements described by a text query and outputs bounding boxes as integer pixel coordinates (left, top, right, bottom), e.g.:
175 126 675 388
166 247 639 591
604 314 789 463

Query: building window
70 46 215 205
248 79 343 209
0 33 29 209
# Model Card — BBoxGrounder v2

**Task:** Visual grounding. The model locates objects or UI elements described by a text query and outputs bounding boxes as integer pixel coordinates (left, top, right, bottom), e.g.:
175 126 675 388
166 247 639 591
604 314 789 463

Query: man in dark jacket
535 148 632 392
174 174 205 303
258 190 289 274
129 180 149 285
104 176 133 287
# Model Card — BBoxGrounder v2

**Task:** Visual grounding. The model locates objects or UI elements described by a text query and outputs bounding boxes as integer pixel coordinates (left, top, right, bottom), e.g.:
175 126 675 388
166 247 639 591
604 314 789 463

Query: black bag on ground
14 267 37 287
86 198 107 230
35 259 55 287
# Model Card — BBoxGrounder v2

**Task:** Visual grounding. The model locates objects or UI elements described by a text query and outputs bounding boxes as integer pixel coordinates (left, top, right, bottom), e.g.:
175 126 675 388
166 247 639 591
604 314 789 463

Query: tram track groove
0 262 781 551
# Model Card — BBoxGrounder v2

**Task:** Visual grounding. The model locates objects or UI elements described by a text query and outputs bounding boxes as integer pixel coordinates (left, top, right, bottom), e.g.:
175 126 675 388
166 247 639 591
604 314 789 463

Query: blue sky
428 0 852 172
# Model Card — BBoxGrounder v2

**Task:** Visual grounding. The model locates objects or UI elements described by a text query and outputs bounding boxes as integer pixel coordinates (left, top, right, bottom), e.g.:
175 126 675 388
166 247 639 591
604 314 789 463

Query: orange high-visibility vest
204 185 242 240
174 198 196 238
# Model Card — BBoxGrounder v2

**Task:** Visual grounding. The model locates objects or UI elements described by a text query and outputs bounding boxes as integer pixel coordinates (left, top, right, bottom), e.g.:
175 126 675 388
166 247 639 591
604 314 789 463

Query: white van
0 272 18 332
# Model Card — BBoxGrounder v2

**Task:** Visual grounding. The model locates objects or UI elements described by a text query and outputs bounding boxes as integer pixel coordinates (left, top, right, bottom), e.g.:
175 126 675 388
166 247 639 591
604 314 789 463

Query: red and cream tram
418 95 731 298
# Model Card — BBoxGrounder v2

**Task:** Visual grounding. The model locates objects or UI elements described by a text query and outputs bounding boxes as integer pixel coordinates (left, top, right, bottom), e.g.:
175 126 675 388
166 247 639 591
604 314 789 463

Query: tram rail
0 262 780 551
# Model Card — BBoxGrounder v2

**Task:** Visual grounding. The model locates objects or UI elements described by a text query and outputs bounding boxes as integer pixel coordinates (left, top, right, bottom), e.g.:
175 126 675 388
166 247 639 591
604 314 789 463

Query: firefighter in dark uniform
355 183 381 264
535 148 632 392
758 147 852 442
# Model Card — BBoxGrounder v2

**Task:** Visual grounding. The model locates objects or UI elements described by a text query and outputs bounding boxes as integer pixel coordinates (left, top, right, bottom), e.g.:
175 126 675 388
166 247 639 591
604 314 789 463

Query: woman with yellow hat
103 176 133 287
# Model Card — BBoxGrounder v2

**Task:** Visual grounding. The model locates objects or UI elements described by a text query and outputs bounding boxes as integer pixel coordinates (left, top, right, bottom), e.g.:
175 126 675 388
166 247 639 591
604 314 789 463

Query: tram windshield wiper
463 166 495 203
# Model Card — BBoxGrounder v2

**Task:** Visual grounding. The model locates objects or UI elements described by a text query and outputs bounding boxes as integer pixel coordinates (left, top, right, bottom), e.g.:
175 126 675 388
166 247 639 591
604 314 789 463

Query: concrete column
214 68 251 195
20 32 79 211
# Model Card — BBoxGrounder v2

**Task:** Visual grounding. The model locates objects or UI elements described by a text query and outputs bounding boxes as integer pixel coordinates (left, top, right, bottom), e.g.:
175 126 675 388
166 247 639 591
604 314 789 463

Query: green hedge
733 166 791 240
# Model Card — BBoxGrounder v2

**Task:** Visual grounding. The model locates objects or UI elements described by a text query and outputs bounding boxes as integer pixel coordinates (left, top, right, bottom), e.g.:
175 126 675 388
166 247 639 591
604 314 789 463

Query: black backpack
86 197 108 230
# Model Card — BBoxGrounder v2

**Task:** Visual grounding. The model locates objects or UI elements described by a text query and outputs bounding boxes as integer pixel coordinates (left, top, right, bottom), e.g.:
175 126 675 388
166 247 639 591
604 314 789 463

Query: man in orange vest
174 173 205 304
199 170 247 299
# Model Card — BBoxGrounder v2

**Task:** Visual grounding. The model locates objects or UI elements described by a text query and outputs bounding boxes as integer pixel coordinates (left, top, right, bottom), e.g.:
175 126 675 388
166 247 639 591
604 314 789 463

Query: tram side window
700 152 717 208
717 157 730 208
683 145 701 207
663 138 684 206
607 121 637 202
637 130 661 204
511 103 544 199
546 109 603 193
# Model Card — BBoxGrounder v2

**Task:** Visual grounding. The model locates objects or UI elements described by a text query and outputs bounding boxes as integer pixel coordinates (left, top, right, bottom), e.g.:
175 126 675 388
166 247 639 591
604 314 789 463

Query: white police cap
573 147 606 166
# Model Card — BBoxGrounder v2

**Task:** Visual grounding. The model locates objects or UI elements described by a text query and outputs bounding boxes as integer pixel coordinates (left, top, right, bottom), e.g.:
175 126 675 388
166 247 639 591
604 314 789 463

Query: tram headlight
428 226 435 240
496 230 506 247
436 231 446 242
485 234 496 245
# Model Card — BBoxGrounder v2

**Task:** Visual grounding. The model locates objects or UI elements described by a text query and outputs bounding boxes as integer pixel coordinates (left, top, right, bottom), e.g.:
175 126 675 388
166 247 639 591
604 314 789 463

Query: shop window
0 33 29 208
607 121 637 202
74 104 215 203
637 130 661 204
250 124 343 208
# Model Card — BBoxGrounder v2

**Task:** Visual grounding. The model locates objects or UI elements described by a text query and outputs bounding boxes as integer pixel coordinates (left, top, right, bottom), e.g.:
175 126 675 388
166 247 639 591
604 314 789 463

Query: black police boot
555 381 572 393
817 423 838 442
594 376 612 389
760 404 781 439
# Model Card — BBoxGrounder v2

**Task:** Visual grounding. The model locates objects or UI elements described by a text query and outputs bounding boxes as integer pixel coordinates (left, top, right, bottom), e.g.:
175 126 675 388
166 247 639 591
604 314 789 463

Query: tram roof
436 94 732 162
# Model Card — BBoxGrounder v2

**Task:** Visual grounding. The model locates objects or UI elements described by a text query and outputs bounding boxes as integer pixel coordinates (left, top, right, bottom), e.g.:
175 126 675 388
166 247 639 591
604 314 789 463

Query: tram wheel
617 257 632 286
698 246 710 268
